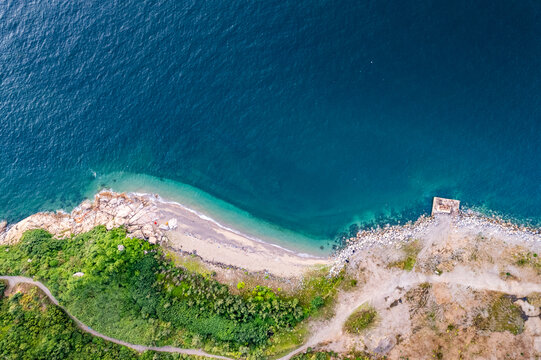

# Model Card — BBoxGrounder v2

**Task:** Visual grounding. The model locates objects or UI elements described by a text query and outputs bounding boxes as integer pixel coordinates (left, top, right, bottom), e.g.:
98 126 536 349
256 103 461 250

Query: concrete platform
432 197 460 216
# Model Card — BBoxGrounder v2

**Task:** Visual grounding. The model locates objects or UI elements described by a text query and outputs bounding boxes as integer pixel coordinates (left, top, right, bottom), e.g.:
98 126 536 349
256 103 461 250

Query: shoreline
1 189 540 278
138 191 321 259
83 172 333 256
331 208 541 275
0 190 330 278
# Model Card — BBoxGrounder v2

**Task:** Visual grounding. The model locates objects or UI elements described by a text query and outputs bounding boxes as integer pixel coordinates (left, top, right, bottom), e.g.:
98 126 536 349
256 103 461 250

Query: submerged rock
0 220 7 233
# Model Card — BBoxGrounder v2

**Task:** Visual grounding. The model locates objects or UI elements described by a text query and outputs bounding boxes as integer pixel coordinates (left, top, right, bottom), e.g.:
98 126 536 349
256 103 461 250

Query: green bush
0 226 321 354
343 305 377 334
0 281 6 299
0 286 135 359
310 296 325 310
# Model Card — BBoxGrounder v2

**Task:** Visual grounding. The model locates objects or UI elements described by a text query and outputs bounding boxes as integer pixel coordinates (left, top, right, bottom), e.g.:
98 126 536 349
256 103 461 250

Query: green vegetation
291 349 373 360
526 292 541 307
264 323 308 358
0 285 197 360
168 252 213 277
343 304 377 335
298 266 343 314
515 251 541 274
0 280 6 299
388 240 420 271
0 227 339 357
473 295 524 335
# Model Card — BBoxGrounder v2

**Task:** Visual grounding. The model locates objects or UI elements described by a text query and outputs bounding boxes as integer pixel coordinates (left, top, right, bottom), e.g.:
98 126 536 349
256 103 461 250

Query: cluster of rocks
331 210 541 275
0 190 178 246
330 215 435 275
457 209 541 240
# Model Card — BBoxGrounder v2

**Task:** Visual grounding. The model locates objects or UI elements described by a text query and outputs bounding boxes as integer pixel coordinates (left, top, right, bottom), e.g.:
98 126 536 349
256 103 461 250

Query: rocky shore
331 210 541 275
0 190 328 277
0 190 171 246
2 191 540 278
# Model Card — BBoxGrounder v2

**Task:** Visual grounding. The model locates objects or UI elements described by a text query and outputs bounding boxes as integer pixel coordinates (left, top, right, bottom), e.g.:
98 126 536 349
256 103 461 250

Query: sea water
1 0 540 253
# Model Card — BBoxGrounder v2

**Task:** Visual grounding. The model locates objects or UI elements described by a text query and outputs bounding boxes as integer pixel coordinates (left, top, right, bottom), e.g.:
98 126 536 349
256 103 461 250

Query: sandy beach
0 190 329 278
146 195 330 277
2 190 541 279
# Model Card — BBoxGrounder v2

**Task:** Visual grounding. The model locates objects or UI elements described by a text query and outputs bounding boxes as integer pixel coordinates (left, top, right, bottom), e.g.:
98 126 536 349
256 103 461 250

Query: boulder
129 230 144 239
0 220 7 233
80 200 92 210
142 224 154 238
516 299 540 317
94 211 112 226
115 205 132 218
73 272 84 277
105 220 115 230
168 218 178 230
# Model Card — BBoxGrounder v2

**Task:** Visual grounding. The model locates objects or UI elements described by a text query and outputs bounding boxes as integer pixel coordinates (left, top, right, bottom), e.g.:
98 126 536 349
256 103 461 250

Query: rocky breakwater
0 191 174 246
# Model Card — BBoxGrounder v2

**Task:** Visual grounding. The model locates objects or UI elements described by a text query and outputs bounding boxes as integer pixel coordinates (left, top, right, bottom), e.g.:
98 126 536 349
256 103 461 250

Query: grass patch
167 251 213 277
388 240 421 271
291 349 373 360
265 323 309 359
298 266 344 317
514 251 541 274
527 292 541 307
0 285 194 360
344 304 377 334
474 294 525 335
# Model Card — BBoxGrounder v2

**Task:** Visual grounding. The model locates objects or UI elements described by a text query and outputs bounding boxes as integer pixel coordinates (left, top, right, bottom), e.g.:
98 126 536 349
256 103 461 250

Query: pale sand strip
147 198 330 278
0 191 330 278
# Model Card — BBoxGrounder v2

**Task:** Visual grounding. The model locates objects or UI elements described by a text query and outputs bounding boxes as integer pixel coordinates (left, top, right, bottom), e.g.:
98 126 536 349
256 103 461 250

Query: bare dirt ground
281 215 541 359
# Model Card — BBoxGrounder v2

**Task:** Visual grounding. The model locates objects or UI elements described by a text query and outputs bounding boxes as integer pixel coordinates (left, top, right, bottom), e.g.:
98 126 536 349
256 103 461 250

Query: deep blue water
1 0 541 250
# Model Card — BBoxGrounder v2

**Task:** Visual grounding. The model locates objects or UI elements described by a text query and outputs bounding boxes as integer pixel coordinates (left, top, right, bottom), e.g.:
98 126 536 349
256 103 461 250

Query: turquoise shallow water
84 172 330 254
1 1 541 253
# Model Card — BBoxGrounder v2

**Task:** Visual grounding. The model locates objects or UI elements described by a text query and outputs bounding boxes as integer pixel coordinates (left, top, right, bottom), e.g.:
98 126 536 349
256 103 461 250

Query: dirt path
278 266 541 360
0 276 233 360
4 270 541 360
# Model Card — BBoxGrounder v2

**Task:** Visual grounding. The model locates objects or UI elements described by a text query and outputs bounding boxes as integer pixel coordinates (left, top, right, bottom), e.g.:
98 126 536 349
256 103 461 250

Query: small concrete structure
432 197 460 216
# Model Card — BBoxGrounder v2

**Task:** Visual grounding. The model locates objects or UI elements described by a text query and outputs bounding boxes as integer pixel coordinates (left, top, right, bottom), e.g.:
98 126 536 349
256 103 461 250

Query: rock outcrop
0 191 171 246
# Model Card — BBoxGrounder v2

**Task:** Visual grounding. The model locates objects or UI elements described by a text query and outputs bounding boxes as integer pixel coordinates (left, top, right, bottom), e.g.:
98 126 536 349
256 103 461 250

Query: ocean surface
1 0 540 253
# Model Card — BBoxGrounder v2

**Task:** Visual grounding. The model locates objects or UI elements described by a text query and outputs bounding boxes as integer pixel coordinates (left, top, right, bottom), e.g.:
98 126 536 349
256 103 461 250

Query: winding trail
3 270 541 360
277 265 541 360
0 276 233 360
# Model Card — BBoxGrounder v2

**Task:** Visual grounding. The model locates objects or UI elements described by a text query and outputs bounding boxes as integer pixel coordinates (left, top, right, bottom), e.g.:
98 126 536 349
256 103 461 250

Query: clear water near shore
85 172 332 255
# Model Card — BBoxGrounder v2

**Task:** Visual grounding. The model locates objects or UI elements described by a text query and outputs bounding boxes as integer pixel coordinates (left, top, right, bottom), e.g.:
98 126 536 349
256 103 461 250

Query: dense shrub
0 286 192 360
0 226 316 353
343 305 377 334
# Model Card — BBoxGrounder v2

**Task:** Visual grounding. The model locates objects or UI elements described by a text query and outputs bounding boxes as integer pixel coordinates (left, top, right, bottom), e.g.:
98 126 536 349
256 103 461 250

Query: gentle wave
131 191 325 259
